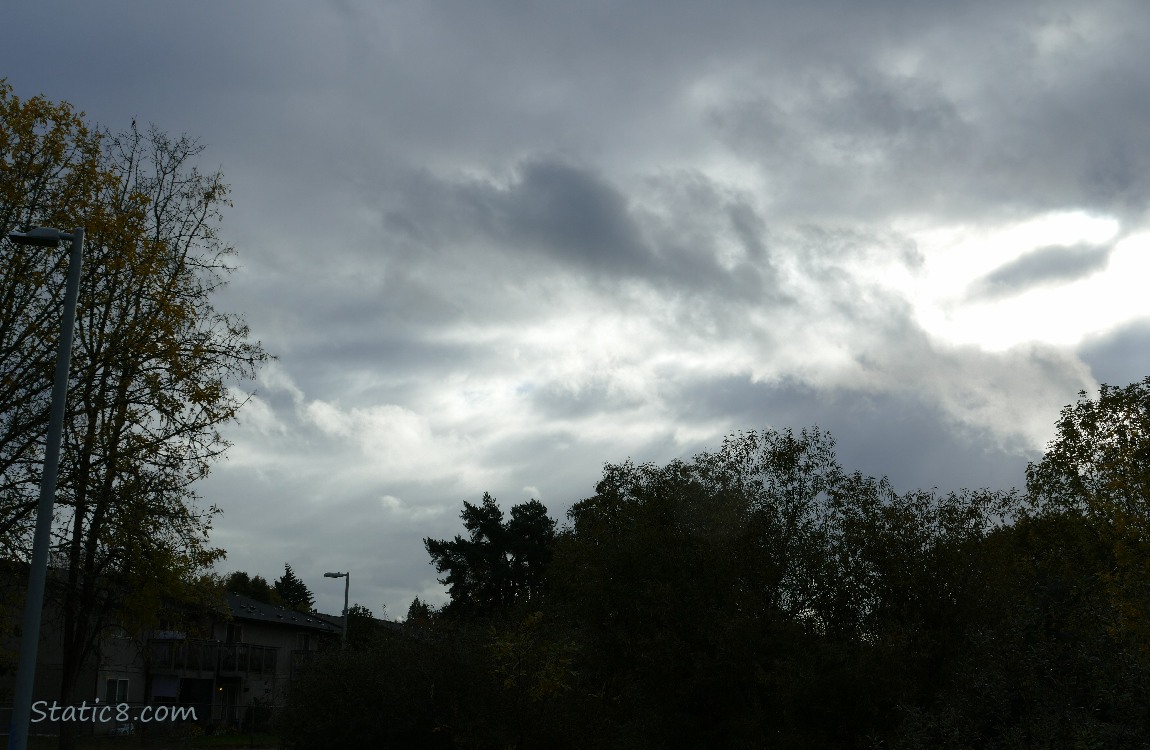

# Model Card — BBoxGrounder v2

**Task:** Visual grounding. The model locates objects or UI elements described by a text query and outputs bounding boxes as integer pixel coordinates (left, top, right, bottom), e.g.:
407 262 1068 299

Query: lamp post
6 227 84 750
323 571 350 648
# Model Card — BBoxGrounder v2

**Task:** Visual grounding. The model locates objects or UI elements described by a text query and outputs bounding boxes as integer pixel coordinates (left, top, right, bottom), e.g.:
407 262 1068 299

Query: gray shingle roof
225 592 340 633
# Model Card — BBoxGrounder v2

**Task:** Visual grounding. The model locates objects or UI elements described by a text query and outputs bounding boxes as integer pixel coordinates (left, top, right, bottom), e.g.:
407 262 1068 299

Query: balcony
149 639 279 676
220 642 278 675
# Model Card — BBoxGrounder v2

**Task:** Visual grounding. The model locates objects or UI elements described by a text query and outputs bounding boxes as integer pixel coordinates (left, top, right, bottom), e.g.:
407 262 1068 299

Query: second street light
6 226 84 750
324 571 349 648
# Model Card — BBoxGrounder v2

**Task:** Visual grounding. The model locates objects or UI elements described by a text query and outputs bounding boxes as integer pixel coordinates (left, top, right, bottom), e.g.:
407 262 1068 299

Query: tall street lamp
6 227 84 750
323 571 350 649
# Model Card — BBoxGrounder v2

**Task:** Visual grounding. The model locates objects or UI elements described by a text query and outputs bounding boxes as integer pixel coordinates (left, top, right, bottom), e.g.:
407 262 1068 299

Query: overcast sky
4 1 1150 618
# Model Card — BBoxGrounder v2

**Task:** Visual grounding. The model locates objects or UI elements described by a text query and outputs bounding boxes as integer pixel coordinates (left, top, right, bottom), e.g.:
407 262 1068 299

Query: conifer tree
274 563 315 612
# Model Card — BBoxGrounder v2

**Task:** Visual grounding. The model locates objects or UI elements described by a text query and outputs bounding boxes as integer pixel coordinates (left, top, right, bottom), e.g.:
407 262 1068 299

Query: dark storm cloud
1078 320 1150 388
968 243 1111 300
379 159 784 305
634 170 788 301
459 160 651 273
671 374 1030 494
728 202 771 262
701 7 1150 225
711 66 975 219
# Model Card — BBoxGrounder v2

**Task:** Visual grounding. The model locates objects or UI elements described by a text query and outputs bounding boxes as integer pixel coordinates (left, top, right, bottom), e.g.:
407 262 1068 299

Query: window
105 678 128 704
296 633 312 651
226 624 243 643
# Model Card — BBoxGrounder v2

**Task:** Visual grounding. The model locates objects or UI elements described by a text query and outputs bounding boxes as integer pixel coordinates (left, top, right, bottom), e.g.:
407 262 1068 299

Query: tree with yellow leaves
0 81 267 748
1026 377 1150 652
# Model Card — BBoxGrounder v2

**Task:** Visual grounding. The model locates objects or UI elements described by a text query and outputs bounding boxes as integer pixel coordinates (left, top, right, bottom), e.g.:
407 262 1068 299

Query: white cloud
379 494 445 522
257 360 306 407
229 390 285 437
905 212 1141 351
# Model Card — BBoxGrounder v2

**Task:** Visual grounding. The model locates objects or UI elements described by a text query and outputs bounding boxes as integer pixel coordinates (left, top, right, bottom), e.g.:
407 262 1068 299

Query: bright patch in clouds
905 211 1131 350
379 494 444 522
306 400 483 485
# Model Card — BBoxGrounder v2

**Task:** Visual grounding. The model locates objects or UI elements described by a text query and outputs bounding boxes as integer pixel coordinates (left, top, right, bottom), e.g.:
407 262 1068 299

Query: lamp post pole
323 571 349 649
6 227 84 750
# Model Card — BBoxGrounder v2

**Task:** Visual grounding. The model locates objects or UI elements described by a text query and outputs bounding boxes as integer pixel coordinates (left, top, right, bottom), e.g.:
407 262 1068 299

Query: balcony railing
149 639 279 676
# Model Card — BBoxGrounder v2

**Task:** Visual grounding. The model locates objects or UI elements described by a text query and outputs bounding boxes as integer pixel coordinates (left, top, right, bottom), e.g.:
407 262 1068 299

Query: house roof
310 608 405 634
225 592 340 634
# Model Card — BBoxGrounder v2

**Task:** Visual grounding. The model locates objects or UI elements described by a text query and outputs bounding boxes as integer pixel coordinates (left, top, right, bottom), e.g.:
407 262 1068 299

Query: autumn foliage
0 81 267 749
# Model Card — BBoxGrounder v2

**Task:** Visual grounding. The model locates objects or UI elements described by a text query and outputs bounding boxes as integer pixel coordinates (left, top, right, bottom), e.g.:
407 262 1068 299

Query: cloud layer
4 0 1149 617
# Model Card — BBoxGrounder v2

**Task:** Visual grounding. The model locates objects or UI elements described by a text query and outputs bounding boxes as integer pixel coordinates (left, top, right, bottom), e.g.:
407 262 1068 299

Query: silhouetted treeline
223 564 317 612
282 378 1150 749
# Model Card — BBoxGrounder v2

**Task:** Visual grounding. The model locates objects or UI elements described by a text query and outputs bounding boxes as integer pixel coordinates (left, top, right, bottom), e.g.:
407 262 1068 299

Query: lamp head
324 572 345 578
8 227 67 247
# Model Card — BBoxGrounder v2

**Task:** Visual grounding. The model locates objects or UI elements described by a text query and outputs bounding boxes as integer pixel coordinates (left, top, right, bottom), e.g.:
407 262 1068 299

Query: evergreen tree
425 493 556 616
405 596 433 625
274 563 315 612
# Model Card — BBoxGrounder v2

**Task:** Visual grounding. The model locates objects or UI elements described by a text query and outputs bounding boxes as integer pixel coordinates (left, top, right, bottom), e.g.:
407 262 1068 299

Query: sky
4 0 1150 619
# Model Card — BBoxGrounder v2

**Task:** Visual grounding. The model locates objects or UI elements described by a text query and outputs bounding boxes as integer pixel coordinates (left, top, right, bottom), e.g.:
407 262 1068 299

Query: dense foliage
224 570 282 605
285 378 1150 748
0 81 266 749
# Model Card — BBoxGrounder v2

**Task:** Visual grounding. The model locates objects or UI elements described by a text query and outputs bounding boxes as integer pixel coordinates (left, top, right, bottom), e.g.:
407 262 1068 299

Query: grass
17 730 280 749
191 733 279 748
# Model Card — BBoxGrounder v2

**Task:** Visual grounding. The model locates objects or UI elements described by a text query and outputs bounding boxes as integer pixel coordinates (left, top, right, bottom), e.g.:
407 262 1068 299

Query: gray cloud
375 160 787 308
969 243 1111 300
1078 320 1150 388
3 0 1147 619
673 375 1031 495
458 160 652 273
